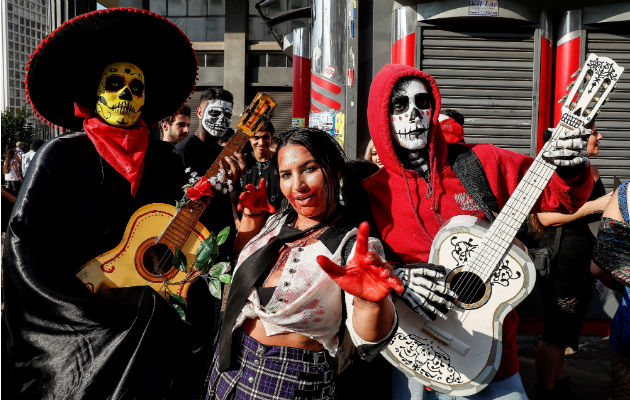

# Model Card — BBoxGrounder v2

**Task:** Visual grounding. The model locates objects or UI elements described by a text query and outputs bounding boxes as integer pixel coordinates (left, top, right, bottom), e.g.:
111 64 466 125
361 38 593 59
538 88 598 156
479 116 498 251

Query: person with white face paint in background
175 88 247 341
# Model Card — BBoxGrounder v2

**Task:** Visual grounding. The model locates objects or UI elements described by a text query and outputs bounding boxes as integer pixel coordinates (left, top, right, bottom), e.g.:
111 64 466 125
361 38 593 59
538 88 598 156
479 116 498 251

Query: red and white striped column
310 0 346 114
554 10 583 126
292 27 311 127
536 9 553 152
392 7 416 67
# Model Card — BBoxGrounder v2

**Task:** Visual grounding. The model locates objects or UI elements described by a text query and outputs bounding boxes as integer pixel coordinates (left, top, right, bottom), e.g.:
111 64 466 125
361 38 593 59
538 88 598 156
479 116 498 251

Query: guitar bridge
421 323 470 356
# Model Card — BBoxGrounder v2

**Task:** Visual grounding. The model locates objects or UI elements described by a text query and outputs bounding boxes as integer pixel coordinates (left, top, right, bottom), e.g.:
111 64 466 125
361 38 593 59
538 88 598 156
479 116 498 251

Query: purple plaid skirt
205 331 335 400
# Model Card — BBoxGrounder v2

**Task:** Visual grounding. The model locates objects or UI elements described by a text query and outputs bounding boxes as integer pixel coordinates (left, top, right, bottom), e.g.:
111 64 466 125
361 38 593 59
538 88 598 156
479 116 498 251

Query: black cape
2 132 212 399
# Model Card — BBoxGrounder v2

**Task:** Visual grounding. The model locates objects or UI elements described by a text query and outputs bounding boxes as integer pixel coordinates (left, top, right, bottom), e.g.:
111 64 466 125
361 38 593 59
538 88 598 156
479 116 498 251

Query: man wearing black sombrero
2 8 214 399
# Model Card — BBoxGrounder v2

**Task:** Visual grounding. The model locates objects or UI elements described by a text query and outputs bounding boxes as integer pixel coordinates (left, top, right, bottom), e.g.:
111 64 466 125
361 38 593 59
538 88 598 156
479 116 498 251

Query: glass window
118 0 142 8
188 0 206 15
187 18 205 41
169 17 187 34
149 0 166 14
248 16 269 41
248 53 266 68
206 17 225 41
205 53 224 67
267 53 287 67
168 0 186 16
208 0 225 15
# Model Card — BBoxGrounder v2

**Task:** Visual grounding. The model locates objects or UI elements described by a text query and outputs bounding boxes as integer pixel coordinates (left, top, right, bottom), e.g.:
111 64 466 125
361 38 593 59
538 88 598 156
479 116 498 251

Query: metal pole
292 27 311 127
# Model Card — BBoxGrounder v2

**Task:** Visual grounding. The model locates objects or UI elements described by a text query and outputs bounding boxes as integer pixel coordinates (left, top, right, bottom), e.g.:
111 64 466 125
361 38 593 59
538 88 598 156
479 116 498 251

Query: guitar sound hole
142 243 178 276
449 272 486 305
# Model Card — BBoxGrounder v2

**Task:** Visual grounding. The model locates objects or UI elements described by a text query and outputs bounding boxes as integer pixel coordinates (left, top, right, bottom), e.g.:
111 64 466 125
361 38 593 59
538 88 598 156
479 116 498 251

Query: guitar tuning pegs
593 96 600 102
557 95 568 104
565 81 575 91
571 68 582 78
583 108 592 116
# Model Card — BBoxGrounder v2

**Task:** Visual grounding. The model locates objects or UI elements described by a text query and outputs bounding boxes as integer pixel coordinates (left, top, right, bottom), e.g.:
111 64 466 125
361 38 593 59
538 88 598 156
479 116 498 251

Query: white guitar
381 53 623 396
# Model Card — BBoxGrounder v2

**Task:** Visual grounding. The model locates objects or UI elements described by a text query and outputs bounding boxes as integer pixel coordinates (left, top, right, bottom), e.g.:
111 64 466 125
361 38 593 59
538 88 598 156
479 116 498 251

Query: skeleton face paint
389 78 432 150
202 99 233 137
96 62 145 127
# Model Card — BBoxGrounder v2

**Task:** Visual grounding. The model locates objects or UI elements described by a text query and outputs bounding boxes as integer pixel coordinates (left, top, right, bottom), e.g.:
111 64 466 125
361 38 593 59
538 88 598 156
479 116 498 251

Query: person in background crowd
21 139 45 175
160 103 191 144
15 141 25 162
535 122 612 400
362 64 594 400
363 139 384 168
2 8 203 398
239 121 283 214
3 148 22 195
439 109 465 144
206 127 402 399
591 180 630 400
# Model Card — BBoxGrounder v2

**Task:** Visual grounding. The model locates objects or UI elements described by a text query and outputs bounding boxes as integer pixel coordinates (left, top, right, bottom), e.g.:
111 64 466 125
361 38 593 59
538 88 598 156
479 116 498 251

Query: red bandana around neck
75 103 148 197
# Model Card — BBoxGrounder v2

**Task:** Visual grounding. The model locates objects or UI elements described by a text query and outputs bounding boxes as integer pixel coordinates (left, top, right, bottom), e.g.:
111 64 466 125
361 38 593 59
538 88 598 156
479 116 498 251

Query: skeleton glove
542 126 590 178
393 263 457 320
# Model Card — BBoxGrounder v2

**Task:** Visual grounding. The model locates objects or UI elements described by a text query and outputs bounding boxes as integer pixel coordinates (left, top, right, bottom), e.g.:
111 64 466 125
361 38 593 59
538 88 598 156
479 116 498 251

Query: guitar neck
468 116 582 282
157 130 250 249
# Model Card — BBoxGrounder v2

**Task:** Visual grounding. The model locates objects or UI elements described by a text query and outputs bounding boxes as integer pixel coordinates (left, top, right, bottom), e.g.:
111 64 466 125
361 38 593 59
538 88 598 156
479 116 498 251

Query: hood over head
367 64 447 177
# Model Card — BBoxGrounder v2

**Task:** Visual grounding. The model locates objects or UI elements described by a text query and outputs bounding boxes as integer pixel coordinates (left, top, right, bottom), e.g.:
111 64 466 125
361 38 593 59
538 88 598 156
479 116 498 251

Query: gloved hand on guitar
393 263 458 320
237 178 276 215
316 222 404 303
542 126 590 178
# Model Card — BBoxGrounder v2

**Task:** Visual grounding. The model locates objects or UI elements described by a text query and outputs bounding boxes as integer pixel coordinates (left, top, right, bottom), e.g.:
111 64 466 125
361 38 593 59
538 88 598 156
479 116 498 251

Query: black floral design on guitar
489 259 521 287
391 333 463 384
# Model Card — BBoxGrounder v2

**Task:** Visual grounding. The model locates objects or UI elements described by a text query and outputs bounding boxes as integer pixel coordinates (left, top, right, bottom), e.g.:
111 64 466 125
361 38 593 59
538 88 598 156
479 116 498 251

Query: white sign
468 0 499 16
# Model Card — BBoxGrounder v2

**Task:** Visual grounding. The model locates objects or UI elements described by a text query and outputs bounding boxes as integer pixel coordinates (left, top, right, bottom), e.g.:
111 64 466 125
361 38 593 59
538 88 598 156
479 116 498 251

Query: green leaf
182 183 193 189
208 279 222 299
219 273 232 284
196 235 217 267
169 294 187 321
195 258 212 272
216 226 231 245
172 247 187 272
209 262 230 277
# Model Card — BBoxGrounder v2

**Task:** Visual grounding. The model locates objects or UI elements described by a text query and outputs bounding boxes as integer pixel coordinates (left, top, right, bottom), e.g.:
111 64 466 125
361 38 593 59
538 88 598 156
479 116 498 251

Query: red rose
187 177 213 201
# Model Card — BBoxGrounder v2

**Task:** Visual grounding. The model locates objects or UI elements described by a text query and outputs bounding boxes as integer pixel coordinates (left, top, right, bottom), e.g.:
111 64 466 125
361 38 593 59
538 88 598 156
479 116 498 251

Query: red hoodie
363 64 593 382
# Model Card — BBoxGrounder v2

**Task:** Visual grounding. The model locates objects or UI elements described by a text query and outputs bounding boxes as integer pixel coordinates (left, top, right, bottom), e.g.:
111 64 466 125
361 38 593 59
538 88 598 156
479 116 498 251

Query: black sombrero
26 8 198 131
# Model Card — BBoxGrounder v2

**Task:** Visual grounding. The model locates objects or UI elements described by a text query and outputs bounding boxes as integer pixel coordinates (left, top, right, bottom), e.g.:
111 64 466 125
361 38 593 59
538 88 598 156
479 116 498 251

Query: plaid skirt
205 331 335 400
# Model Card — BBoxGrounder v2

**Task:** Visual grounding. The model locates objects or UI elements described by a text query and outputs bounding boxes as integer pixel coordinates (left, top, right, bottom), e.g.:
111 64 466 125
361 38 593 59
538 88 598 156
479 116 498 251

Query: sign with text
468 0 499 16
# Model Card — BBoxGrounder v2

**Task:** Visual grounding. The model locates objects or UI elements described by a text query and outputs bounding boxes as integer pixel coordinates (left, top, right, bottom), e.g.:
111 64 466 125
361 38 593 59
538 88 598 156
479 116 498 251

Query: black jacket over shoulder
2 132 211 399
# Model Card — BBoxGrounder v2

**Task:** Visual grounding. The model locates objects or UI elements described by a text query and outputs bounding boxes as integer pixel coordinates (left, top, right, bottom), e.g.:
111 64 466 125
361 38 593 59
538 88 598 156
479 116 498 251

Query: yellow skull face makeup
96 62 145 127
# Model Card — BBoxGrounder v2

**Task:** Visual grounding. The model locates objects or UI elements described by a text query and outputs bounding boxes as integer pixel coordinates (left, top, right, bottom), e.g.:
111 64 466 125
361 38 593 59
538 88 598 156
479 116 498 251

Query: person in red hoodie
362 64 594 399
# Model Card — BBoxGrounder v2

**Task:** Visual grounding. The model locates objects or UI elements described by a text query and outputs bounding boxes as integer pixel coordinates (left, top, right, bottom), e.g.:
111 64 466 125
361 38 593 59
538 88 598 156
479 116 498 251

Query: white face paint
389 78 432 150
202 99 233 137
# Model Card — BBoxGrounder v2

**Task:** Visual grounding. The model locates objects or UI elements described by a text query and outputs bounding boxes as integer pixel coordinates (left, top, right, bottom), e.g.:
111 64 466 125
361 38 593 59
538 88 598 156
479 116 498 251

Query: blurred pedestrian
3 148 22 195
592 180 630 400
535 122 612 399
363 139 383 168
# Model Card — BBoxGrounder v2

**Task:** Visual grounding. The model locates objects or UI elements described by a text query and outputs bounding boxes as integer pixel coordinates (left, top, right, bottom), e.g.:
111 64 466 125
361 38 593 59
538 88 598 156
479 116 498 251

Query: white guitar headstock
559 53 624 128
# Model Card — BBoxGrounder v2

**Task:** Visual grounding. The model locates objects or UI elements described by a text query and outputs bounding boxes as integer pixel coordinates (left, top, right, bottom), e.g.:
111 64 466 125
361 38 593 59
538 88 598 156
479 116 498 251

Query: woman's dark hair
275 127 347 220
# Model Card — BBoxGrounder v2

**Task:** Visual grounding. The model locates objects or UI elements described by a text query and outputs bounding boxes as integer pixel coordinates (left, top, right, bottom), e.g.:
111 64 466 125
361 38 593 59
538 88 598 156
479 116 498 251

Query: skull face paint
202 99 233 137
389 78 432 150
96 62 145 127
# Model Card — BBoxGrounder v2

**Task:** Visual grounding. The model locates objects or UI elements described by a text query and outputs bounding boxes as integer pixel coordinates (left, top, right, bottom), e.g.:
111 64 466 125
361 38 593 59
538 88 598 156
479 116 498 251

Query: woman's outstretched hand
237 178 276 214
317 221 403 302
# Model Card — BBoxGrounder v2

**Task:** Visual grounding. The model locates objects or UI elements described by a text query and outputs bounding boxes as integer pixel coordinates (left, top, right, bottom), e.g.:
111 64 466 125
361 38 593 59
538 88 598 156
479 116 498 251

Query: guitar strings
452 124 571 323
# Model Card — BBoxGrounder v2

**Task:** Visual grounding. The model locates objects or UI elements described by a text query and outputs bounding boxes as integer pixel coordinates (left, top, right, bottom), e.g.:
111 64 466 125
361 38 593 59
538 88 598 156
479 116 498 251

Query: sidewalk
517 334 612 399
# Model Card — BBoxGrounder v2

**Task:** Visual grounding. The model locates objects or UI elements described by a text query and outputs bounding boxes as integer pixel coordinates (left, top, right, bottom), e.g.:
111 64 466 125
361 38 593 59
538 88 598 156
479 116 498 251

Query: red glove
317 221 403 302
237 178 276 214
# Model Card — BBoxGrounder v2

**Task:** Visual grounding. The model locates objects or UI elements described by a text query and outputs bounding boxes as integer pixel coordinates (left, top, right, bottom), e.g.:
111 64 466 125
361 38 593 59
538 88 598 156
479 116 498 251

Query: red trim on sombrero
75 103 148 197
24 7 199 130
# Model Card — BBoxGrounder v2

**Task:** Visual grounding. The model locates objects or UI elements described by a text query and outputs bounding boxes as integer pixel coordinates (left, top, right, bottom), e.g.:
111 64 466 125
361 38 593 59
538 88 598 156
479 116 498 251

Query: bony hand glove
542 126 590 177
237 178 276 215
316 222 403 303
393 263 457 320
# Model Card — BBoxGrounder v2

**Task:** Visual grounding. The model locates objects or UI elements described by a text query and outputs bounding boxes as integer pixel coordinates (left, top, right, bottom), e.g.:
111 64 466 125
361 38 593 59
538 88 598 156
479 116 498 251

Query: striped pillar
310 0 346 113
392 7 416 66
536 9 553 152
292 27 311 127
554 10 583 126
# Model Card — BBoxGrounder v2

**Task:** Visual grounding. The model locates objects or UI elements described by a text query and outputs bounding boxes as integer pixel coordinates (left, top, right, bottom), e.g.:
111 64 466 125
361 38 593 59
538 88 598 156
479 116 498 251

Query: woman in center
206 127 403 399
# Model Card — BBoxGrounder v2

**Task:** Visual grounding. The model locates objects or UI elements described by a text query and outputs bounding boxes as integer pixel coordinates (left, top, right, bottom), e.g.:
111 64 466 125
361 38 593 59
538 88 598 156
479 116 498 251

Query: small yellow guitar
77 93 277 300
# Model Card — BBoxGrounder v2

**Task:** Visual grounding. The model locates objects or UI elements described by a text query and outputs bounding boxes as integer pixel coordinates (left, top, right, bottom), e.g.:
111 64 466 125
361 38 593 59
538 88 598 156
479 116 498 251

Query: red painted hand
237 178 276 214
317 222 403 302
